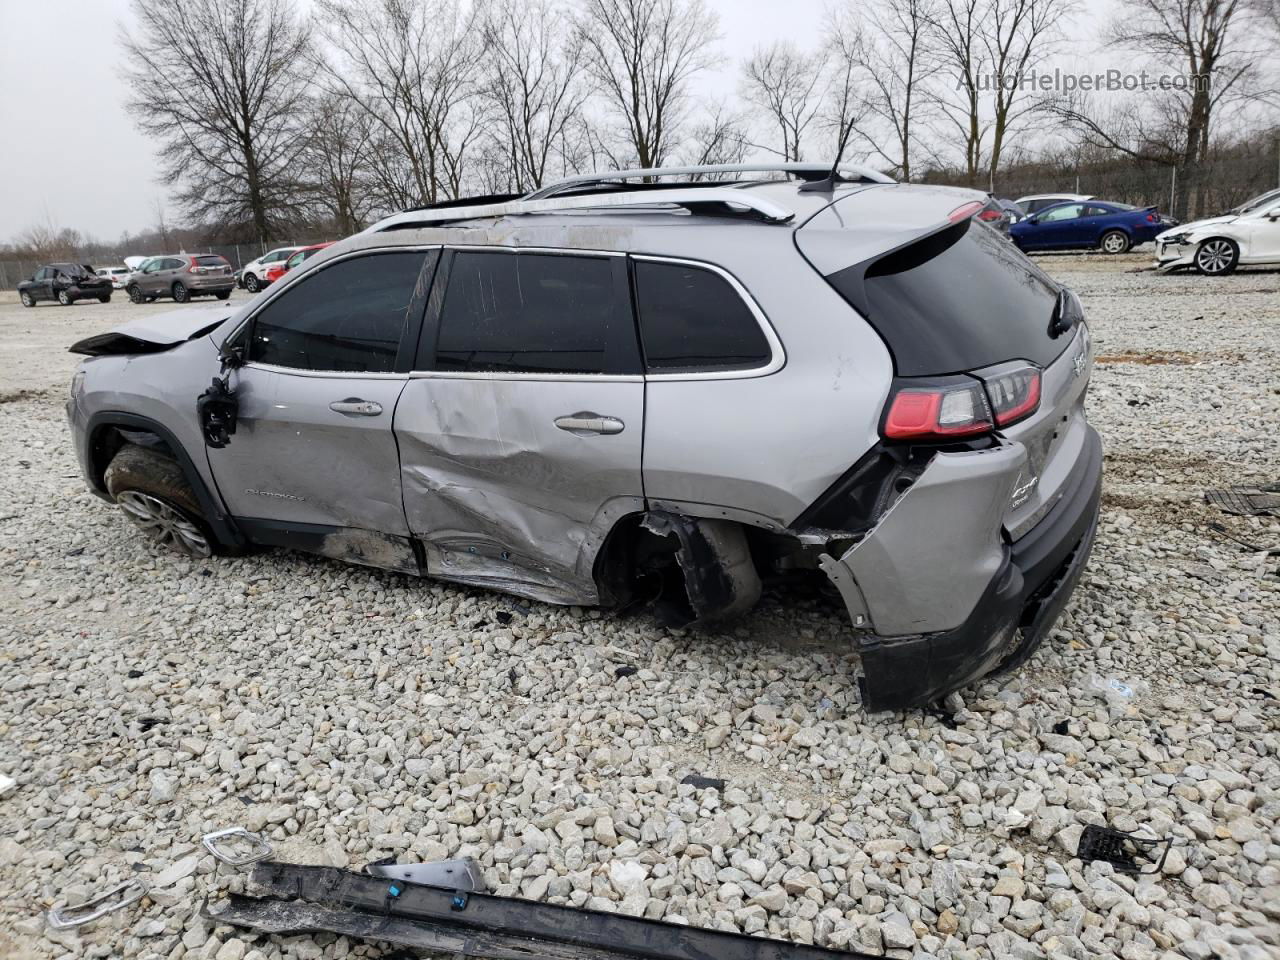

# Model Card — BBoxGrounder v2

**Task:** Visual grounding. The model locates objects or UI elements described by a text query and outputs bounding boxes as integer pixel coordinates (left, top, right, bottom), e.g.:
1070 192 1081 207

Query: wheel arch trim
85 411 245 548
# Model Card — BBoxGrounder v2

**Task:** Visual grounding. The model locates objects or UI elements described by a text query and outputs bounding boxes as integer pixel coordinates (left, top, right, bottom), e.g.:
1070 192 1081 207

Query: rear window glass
432 251 625 375
824 219 1065 376
196 255 227 266
633 260 771 373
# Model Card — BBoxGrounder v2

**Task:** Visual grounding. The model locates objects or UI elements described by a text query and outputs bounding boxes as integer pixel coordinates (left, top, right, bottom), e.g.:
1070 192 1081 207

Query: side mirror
1028 216 1040 225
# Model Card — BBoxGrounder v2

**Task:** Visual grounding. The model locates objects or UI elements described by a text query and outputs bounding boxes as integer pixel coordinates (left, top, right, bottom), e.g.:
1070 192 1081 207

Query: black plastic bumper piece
859 427 1103 711
207 862 882 960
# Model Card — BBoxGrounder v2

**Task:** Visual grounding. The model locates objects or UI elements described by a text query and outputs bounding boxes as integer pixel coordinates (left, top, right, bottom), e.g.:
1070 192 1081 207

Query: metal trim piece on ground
207 861 880 960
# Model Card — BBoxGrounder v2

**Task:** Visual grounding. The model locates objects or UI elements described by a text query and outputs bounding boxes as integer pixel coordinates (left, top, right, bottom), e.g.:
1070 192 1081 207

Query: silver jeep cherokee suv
67 164 1101 710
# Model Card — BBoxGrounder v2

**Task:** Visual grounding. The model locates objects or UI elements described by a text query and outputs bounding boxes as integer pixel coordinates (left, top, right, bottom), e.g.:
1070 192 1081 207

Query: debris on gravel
0 259 1277 959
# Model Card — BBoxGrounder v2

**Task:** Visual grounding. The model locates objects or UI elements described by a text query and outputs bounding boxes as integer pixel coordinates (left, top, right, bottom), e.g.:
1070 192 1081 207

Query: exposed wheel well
85 414 244 548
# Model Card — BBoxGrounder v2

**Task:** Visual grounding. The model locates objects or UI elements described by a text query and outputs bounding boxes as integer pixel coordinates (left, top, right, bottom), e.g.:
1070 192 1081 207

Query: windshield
1232 189 1280 215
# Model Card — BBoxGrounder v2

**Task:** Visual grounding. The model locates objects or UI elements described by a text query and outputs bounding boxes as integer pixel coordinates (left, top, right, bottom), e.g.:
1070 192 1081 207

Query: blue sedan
1010 200 1169 254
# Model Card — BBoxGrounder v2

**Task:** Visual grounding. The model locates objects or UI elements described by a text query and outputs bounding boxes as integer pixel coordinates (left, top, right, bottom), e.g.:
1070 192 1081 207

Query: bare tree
316 0 488 207
836 0 940 178
926 0 988 183
925 0 1069 185
122 0 312 242
15 220 84 261
682 102 751 169
819 10 876 165
982 0 1072 182
577 0 721 168
301 93 380 233
741 42 827 161
482 0 588 191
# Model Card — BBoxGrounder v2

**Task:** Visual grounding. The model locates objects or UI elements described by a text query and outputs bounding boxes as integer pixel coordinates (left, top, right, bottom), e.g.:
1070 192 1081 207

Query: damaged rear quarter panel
824 441 1027 636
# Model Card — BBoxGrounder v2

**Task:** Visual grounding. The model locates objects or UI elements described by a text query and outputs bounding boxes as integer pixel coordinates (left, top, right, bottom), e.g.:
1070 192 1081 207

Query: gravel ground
1 256 1278 960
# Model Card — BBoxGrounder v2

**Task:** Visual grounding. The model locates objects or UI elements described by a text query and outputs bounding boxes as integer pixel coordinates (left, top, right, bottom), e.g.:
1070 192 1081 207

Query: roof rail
524 162 894 200
365 187 797 233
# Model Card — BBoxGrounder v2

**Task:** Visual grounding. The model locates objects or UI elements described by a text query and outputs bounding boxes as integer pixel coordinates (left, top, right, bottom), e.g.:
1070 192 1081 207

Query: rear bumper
187 278 235 292
850 426 1102 711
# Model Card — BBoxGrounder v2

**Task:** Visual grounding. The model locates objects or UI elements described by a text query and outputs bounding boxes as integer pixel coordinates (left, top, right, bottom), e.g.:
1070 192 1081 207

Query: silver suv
126 254 235 303
67 164 1101 710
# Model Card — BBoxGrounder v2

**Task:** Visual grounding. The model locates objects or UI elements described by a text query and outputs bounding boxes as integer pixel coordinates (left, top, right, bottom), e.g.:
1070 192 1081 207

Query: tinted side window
249 252 426 372
434 252 622 375
633 260 771 373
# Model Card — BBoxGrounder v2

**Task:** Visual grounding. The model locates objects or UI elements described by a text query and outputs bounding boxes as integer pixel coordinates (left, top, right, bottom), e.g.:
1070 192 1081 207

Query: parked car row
19 254 234 307
236 243 334 291
964 187 1280 273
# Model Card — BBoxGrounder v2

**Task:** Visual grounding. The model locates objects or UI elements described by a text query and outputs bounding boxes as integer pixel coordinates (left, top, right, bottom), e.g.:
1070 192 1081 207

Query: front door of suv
393 248 644 603
208 249 436 567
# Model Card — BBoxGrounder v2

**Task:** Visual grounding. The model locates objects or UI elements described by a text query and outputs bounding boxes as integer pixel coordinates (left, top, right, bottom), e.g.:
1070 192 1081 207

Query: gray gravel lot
1 256 1278 960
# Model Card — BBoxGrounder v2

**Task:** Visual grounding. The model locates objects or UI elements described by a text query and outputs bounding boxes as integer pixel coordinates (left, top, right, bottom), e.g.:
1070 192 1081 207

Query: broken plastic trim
47 878 148 929
639 512 762 627
196 377 238 449
1077 824 1173 876
365 857 486 892
202 827 273 867
208 861 881 960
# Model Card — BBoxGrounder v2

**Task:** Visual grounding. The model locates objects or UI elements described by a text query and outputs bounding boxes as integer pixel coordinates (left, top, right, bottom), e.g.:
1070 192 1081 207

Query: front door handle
554 413 625 435
330 398 383 417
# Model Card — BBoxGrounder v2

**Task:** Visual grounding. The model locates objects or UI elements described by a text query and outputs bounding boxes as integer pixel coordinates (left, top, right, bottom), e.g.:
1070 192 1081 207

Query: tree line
12 0 1280 252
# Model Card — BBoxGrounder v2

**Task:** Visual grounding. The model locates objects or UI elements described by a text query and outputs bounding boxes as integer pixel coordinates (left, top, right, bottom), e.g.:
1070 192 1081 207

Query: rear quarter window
632 260 772 373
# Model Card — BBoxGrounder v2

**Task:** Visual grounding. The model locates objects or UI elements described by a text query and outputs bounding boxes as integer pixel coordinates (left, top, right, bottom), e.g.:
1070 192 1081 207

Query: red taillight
983 366 1042 427
949 200 986 223
977 209 1002 221
187 257 199 273
883 379 994 441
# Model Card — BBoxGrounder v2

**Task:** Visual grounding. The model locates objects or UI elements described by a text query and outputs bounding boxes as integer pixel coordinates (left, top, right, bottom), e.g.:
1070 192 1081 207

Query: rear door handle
554 413 625 435
329 398 383 416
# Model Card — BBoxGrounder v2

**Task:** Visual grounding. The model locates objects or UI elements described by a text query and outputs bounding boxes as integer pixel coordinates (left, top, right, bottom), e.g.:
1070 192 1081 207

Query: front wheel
244 273 261 293
57 289 72 305
104 445 216 559
19 291 35 307
1195 238 1239 276
1100 230 1130 254
172 281 189 303
128 284 145 304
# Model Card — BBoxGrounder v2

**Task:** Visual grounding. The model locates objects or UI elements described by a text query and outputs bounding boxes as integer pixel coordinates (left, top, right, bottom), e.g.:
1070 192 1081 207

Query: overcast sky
0 0 1116 244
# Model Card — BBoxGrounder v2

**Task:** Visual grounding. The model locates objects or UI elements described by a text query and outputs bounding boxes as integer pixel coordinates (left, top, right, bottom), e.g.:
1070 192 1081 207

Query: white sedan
1155 188 1280 275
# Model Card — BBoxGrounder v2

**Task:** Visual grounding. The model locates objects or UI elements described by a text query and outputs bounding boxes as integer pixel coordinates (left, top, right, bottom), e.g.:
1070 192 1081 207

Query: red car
263 242 333 285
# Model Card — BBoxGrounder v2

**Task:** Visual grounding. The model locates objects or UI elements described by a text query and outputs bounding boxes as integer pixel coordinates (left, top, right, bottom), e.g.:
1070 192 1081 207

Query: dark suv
19 264 113 306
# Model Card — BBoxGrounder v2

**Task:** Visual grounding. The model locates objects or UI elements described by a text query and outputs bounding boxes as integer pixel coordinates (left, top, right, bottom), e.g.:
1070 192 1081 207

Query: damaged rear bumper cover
823 427 1102 711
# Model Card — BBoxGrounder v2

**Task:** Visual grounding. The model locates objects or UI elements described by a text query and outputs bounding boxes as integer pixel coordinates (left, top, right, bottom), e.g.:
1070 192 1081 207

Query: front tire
57 289 72 305
128 284 145 304
1100 230 1130 254
172 281 189 303
104 445 216 559
1195 238 1239 276
244 273 261 293
19 291 35 307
